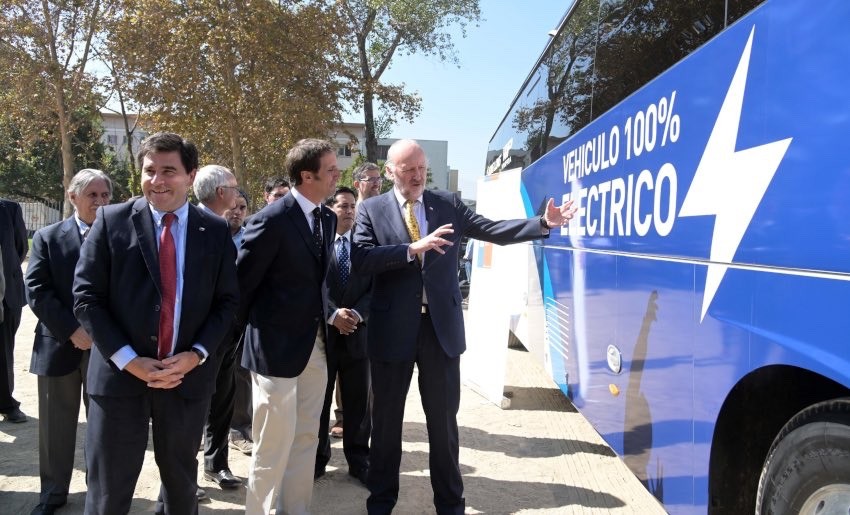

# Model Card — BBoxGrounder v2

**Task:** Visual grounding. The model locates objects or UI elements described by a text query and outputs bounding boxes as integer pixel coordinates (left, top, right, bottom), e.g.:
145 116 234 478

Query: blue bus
485 0 850 513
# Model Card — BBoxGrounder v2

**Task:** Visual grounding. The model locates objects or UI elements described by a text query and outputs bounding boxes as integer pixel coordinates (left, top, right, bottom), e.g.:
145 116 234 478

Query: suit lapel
383 193 411 245
131 198 162 296
286 195 321 262
59 217 81 253
182 206 205 334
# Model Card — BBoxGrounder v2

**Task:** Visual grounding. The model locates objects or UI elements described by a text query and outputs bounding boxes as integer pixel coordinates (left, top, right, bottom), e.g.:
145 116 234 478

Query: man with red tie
73 132 239 514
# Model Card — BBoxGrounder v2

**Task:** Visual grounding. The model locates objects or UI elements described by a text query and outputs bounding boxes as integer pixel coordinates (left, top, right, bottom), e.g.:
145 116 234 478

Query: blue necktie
338 236 350 287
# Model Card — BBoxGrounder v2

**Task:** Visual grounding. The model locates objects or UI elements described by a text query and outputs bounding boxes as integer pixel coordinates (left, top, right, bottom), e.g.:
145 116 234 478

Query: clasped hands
333 308 360 335
124 352 201 389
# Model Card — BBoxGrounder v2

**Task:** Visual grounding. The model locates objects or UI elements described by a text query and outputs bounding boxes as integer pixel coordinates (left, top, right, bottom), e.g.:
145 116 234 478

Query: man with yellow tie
351 139 576 515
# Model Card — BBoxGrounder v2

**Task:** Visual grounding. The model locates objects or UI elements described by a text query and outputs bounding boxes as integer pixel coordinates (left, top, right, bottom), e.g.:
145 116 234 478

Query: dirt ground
0 300 665 514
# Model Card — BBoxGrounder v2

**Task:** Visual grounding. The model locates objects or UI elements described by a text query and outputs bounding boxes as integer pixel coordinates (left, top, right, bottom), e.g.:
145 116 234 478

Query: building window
107 134 118 146
377 145 390 160
337 145 352 157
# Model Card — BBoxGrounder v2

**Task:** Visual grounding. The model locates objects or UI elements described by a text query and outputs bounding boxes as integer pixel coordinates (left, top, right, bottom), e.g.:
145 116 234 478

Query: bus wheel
756 398 850 515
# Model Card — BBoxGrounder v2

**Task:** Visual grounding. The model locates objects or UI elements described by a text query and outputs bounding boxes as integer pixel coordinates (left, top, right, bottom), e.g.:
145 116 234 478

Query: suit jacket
0 198 28 311
352 189 546 362
26 217 87 376
237 192 336 378
73 198 239 398
326 230 371 359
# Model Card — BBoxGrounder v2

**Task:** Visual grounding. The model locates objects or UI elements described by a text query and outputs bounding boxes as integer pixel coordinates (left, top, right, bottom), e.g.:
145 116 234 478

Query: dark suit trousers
367 313 464 515
230 334 252 435
37 352 90 505
0 306 22 412
84 390 208 515
316 336 371 475
204 341 238 472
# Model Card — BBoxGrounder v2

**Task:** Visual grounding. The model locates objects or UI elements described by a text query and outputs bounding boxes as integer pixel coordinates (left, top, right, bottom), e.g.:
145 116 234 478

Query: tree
1 0 111 216
107 0 345 196
335 0 481 162
0 103 132 205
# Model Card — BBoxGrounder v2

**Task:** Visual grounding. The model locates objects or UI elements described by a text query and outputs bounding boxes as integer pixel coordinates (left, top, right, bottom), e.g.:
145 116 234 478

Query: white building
99 115 458 195
100 111 146 163
330 122 455 193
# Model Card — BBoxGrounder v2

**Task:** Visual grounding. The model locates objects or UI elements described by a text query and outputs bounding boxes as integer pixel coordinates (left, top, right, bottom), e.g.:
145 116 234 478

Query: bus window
593 0 725 118
726 0 767 26
512 0 598 163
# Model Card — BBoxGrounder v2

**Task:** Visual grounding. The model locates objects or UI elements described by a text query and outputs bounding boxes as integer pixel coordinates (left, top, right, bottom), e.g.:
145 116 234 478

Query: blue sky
353 1 569 199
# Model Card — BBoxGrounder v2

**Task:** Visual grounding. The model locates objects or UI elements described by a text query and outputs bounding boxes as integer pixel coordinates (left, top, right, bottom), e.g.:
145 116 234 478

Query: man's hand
409 224 454 256
542 198 577 229
333 308 359 335
69 326 93 350
124 357 183 389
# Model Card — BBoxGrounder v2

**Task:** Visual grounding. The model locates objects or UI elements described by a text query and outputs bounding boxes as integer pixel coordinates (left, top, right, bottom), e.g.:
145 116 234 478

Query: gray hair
68 168 113 199
194 164 234 203
353 162 380 181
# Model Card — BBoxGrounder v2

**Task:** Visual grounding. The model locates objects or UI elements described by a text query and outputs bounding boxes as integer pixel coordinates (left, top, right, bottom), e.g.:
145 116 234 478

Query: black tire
756 398 850 515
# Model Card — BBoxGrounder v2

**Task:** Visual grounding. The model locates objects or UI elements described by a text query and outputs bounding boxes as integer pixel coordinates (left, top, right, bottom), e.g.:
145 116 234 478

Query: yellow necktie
404 200 421 242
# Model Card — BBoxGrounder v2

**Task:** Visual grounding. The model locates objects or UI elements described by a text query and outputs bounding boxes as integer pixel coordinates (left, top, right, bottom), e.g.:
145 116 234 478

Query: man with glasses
326 161 382 440
193 164 243 490
353 162 383 204
264 177 291 205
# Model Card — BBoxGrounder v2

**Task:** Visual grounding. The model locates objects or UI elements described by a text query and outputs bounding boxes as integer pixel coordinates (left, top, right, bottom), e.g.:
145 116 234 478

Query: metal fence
0 194 64 237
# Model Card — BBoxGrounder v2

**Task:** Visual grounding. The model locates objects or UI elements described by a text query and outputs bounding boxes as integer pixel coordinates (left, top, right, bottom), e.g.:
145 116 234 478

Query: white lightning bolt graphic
679 27 792 322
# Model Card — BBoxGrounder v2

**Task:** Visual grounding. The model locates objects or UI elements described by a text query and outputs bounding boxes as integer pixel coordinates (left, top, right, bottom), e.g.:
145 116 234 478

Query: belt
421 304 429 314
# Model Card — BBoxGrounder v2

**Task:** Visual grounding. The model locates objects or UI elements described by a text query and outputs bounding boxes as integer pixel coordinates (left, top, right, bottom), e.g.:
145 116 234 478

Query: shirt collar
149 200 190 227
73 214 90 235
393 187 423 211
291 186 322 217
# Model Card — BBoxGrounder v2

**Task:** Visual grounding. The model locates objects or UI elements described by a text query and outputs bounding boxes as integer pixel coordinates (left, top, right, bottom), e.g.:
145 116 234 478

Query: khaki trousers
246 335 327 515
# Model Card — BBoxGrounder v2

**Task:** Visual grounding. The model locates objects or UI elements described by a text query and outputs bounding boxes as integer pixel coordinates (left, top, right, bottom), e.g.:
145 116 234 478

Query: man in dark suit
73 132 239 515
25 169 113 515
237 138 339 514
193 164 243 490
315 186 372 485
352 139 575 514
0 197 28 423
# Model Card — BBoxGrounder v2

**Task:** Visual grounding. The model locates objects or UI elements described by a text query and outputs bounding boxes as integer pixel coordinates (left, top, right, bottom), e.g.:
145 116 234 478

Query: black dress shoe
2 407 27 423
30 501 65 515
204 469 242 489
196 487 208 501
349 467 369 487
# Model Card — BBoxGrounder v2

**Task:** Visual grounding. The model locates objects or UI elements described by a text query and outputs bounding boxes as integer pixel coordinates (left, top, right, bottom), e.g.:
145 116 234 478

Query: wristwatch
539 215 550 230
190 347 207 366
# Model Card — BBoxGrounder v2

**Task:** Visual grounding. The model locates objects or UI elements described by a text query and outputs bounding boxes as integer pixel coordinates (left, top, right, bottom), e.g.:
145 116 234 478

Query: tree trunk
228 121 246 185
116 88 139 196
55 88 75 218
363 86 378 163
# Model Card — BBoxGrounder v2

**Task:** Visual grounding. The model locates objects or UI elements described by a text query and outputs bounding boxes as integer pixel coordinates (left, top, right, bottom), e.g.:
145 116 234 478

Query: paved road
1 302 666 514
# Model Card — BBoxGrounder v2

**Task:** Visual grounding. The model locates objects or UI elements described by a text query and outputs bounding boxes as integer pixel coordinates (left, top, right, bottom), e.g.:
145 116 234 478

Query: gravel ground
1 301 666 514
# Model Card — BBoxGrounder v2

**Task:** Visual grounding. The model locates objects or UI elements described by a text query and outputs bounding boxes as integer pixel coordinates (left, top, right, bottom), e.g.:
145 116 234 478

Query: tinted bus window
726 0 766 25
512 0 599 163
593 0 725 118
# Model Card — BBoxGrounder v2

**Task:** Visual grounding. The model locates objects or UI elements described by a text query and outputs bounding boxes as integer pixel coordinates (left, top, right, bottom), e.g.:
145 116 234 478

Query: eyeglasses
218 185 240 191
360 176 383 184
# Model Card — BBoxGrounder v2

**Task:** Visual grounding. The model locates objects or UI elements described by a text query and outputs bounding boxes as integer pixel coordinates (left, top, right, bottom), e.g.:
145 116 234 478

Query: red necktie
158 213 177 359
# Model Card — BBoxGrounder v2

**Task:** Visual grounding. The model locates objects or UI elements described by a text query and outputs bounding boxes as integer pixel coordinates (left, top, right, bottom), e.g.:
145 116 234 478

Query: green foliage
0 106 126 202
335 0 481 161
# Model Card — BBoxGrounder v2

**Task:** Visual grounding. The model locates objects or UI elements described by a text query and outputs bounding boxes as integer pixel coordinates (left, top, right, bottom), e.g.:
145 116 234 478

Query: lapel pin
199 227 206 231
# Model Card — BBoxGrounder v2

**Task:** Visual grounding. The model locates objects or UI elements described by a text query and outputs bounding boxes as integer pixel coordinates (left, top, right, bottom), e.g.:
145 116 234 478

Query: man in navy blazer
315 187 372 484
352 139 576 514
237 138 339 514
73 132 239 515
0 197 28 423
26 169 113 515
